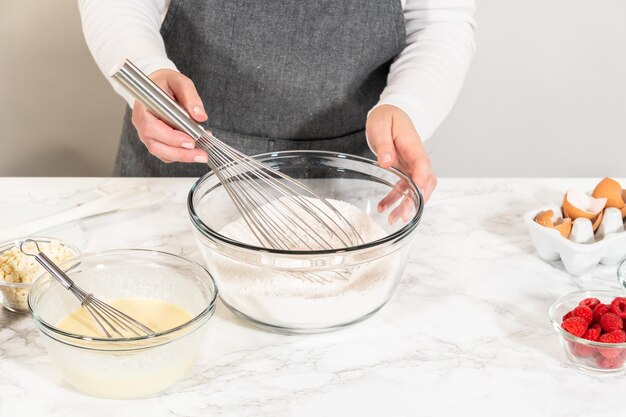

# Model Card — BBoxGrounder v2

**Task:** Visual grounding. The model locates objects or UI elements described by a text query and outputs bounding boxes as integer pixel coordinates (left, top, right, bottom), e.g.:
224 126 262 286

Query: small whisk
20 239 154 338
112 60 363 252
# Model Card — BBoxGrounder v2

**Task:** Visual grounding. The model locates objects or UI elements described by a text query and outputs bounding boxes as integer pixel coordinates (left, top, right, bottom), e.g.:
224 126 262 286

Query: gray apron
115 0 406 177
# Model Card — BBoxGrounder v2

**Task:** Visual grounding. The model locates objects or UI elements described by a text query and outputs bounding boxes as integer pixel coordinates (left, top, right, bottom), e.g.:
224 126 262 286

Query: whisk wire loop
196 133 364 251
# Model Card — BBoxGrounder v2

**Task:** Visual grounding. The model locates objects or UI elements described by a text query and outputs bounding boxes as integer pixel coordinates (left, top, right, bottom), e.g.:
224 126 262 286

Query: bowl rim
548 289 626 348
27 249 218 346
187 150 424 255
0 236 81 288
618 258 626 288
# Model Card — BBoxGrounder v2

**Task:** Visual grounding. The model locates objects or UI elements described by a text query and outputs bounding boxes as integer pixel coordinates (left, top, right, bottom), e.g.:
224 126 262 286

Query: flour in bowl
212 197 403 329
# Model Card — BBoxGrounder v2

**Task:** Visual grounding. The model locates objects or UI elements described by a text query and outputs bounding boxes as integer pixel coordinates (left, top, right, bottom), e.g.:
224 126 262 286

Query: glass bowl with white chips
188 151 424 334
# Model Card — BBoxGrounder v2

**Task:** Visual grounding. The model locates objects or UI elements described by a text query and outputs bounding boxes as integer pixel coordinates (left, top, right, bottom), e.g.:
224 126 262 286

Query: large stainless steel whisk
112 60 363 251
20 239 154 338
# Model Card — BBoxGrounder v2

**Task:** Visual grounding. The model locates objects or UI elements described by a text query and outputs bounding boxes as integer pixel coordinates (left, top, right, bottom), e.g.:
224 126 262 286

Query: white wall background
0 0 123 176
1 0 625 177
429 0 626 177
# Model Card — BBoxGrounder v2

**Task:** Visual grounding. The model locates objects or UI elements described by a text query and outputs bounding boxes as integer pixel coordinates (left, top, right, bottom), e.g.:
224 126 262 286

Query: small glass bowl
549 290 626 374
28 249 218 399
0 237 80 313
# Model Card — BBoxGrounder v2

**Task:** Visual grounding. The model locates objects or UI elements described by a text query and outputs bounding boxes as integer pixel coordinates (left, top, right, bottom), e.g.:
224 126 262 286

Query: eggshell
595 207 625 240
534 210 555 227
534 209 572 238
553 218 572 239
563 189 607 220
569 218 594 244
592 177 625 208
592 210 604 232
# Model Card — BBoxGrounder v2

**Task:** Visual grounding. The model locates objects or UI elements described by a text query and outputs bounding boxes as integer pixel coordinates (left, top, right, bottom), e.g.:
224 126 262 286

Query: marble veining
0 177 624 417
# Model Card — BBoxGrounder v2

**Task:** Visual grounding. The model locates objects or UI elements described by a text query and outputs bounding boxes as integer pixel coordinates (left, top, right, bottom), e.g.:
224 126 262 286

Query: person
79 0 475 202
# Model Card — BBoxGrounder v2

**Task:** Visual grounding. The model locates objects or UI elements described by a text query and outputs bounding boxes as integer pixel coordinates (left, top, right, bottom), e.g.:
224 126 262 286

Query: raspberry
562 317 588 337
562 311 573 321
610 297 626 319
600 313 623 333
590 323 602 333
598 330 626 359
593 304 610 323
599 330 626 343
596 355 625 369
572 327 602 357
610 308 626 320
571 306 593 324
579 297 601 309
583 327 600 342
598 349 621 360
611 297 626 311
573 342 595 357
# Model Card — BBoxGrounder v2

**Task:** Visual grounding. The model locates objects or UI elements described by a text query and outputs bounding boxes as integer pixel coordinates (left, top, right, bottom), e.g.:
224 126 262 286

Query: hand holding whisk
111 60 364 252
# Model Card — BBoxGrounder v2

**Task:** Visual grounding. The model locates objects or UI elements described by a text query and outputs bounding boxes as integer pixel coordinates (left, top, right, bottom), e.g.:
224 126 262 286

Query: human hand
131 69 209 163
366 105 437 223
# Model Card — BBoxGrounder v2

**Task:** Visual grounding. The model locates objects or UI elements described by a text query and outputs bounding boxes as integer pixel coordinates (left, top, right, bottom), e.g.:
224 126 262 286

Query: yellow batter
57 298 193 338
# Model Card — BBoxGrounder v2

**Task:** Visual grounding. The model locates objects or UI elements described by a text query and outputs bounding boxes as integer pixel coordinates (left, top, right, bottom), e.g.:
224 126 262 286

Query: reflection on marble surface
0 178 625 417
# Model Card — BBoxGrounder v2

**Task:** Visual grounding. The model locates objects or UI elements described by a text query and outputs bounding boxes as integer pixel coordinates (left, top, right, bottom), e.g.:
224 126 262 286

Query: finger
143 138 208 164
407 152 432 191
390 114 428 176
422 174 438 202
169 75 208 123
401 197 415 222
387 174 436 223
133 103 197 149
412 155 431 189
386 175 435 224
377 179 409 213
394 132 429 185
387 196 416 225
366 113 397 168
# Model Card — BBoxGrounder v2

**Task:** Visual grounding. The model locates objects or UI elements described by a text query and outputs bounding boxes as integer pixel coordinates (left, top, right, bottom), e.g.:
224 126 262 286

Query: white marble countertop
1 177 624 417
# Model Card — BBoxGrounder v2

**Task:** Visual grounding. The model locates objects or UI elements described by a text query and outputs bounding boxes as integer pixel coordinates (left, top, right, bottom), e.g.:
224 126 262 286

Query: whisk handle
32 252 75 290
110 60 205 140
19 239 75 290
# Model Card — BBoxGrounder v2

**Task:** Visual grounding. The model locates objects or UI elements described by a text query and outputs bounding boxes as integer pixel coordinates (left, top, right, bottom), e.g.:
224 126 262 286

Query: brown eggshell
553 218 572 238
591 210 604 232
534 210 555 227
534 209 572 238
562 190 606 220
592 177 625 209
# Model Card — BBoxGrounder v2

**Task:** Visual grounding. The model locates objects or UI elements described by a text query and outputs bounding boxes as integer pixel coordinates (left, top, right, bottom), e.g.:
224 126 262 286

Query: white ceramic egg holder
525 205 626 276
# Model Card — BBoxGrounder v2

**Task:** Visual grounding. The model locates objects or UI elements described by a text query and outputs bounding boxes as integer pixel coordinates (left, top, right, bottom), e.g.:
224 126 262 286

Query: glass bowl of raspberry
549 290 626 374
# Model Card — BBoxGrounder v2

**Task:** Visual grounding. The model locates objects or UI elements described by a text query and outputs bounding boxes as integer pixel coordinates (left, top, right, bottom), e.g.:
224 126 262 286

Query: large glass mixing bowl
188 151 423 334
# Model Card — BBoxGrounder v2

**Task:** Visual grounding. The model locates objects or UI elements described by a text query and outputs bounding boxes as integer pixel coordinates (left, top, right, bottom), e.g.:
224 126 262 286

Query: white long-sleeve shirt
78 0 475 141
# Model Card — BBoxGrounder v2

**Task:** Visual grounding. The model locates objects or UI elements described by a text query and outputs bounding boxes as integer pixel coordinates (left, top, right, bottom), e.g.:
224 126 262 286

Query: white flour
212 197 399 328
